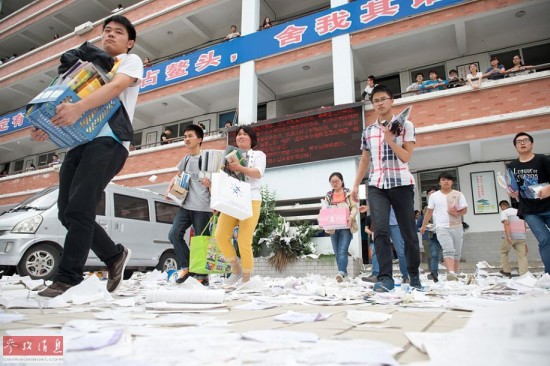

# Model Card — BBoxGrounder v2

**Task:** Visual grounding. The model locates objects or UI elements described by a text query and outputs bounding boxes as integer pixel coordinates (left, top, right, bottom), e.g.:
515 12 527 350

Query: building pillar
238 0 260 125
331 0 355 105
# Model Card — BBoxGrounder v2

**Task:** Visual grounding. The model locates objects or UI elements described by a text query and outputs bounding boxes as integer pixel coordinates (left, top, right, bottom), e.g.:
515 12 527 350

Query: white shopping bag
210 171 253 220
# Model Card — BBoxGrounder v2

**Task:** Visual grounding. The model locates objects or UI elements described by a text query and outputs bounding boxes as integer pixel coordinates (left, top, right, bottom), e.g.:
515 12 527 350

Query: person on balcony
361 75 378 101
466 63 483 90
260 17 273 30
420 70 448 92
506 55 532 77
406 73 424 94
446 69 464 89
225 25 241 40
483 56 506 80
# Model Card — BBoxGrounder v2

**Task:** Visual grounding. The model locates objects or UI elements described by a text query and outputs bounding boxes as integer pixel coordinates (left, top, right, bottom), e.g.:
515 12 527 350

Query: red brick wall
0 137 227 206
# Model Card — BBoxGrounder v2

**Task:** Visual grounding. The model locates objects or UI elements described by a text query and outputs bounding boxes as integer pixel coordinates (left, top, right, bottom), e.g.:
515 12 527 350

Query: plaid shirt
361 117 416 189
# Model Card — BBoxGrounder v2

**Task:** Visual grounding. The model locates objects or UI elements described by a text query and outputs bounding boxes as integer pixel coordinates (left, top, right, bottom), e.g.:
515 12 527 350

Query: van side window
155 201 179 224
96 192 106 216
114 194 150 221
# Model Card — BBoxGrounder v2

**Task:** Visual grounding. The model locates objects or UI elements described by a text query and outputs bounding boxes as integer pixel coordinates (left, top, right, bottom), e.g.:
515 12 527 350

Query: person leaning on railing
466 63 483 90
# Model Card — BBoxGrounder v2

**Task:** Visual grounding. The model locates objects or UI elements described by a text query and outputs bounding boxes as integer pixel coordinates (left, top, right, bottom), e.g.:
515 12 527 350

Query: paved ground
0 261 547 365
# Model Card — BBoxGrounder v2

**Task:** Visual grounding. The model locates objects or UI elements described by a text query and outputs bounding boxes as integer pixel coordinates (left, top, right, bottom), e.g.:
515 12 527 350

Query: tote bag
318 207 350 230
210 171 253 220
189 216 231 274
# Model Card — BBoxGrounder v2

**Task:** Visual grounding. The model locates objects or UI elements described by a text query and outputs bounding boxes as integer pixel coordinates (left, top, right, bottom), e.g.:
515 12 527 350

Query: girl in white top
466 63 483 90
215 126 266 286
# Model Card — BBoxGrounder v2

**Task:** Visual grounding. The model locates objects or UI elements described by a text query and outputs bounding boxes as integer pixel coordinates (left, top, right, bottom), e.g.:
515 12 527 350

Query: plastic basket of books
24 61 121 148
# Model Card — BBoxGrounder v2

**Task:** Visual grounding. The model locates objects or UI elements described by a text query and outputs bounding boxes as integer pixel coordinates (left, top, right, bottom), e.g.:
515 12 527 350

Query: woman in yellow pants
215 125 266 286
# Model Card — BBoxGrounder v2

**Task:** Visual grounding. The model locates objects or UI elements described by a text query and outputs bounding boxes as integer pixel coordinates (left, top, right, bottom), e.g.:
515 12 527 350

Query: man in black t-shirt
160 127 173 145
507 132 550 273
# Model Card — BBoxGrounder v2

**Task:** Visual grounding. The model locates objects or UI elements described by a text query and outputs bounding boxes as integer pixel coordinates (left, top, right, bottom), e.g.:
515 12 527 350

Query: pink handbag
318 207 350 230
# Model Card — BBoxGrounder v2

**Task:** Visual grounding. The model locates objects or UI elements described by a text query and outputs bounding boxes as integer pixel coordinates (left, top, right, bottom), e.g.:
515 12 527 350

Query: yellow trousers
215 200 261 273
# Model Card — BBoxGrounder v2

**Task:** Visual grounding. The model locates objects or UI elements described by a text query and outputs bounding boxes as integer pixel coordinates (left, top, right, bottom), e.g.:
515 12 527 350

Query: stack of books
223 145 248 181
24 61 120 148
198 150 225 179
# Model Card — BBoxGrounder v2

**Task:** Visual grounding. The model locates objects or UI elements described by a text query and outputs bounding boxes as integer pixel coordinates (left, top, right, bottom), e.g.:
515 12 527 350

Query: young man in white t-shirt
31 15 143 298
498 200 529 276
421 172 468 281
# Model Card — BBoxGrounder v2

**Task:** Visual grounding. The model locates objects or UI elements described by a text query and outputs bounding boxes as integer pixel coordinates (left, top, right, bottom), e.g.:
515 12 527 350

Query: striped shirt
360 118 416 189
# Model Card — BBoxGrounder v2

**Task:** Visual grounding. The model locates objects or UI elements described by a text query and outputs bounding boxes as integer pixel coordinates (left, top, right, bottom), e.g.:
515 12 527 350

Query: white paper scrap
274 310 332 323
347 310 392 323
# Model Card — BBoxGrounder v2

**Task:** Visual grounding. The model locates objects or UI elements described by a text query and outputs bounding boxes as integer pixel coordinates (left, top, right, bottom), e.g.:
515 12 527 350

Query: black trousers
368 185 420 279
54 137 128 285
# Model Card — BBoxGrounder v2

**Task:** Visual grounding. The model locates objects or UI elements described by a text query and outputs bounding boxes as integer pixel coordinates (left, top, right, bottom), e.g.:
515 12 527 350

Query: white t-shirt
500 207 526 240
467 72 482 81
96 53 143 150
244 149 266 201
428 190 468 228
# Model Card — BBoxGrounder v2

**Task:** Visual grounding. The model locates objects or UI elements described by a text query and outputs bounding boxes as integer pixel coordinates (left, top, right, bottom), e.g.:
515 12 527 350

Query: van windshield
9 186 59 212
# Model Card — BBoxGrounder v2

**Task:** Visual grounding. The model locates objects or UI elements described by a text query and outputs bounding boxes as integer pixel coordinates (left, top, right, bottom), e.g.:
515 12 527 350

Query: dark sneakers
427 272 439 283
175 269 190 284
106 247 131 293
409 276 422 290
373 276 395 292
37 281 73 298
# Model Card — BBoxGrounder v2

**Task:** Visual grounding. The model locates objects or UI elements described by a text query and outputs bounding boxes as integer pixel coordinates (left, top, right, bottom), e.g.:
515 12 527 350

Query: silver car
0 183 179 280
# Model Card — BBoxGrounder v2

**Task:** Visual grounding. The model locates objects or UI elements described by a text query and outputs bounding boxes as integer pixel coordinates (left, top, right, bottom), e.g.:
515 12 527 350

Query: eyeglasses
515 138 531 145
372 97 390 104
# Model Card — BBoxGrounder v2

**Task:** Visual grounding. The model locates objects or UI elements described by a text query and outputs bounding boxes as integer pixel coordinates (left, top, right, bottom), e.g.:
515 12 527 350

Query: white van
0 183 179 280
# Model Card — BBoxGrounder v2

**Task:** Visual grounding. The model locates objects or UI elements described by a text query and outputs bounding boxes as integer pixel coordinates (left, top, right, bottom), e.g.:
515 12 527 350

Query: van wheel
156 252 177 272
17 244 60 280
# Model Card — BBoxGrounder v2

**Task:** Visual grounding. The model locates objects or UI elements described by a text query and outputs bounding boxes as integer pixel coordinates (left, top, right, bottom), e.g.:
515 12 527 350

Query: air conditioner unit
74 21 94 35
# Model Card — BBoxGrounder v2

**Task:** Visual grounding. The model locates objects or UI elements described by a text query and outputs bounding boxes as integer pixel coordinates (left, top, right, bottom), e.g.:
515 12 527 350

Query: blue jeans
368 186 420 279
370 229 409 278
389 224 409 278
168 208 212 270
523 210 550 273
429 234 442 274
370 243 379 276
330 229 353 275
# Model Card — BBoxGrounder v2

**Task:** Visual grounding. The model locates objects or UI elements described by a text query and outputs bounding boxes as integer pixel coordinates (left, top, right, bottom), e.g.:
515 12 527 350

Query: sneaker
224 272 243 287
499 270 512 278
446 272 458 281
373 277 395 292
392 259 399 264
427 272 439 283
335 274 344 283
106 247 131 293
361 274 378 283
37 281 73 298
401 276 409 284
175 269 190 284
409 276 422 290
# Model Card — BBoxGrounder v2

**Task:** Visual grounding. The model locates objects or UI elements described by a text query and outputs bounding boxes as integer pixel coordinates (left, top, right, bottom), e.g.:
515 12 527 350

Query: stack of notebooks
24 61 120 148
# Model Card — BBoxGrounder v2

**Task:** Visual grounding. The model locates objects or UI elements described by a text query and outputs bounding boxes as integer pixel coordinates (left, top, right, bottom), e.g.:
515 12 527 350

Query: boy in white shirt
421 172 468 281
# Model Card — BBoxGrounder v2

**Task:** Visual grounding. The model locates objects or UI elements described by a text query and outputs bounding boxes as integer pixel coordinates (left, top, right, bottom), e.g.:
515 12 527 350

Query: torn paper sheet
347 310 392 323
145 289 224 304
274 310 332 323
242 330 319 343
